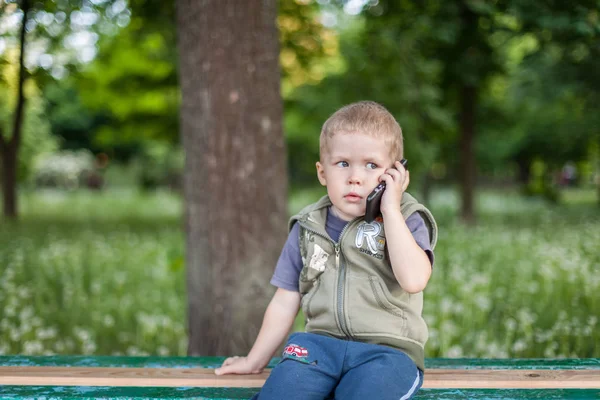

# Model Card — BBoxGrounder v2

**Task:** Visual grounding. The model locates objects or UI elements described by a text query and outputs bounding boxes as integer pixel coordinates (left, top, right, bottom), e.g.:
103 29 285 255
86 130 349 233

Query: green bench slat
418 389 600 399
425 358 600 370
0 386 599 400
1 356 598 370
0 356 236 369
1 356 598 399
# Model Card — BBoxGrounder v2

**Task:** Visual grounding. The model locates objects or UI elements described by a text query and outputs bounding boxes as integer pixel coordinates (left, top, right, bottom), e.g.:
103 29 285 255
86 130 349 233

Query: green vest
289 193 438 371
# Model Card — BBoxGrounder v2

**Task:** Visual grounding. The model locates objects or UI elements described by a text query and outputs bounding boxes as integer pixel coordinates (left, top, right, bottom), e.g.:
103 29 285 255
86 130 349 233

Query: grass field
0 187 598 358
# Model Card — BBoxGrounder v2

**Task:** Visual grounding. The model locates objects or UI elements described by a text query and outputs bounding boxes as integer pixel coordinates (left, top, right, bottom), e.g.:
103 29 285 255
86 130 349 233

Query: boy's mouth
344 193 362 203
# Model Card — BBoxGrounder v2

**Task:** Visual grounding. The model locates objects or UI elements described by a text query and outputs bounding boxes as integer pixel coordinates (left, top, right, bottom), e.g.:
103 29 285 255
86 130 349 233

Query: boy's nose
348 173 362 185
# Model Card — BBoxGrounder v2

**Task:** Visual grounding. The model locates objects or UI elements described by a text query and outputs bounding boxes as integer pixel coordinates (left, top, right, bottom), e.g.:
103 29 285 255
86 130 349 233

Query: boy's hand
380 160 409 216
214 356 264 375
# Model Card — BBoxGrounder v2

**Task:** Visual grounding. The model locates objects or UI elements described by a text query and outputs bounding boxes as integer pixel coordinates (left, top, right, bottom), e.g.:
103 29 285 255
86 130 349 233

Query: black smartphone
364 159 407 223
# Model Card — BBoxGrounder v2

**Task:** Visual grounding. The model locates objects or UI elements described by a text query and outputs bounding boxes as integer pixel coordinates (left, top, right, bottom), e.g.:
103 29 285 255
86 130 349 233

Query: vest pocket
301 269 337 332
346 275 407 336
368 276 405 318
300 278 320 320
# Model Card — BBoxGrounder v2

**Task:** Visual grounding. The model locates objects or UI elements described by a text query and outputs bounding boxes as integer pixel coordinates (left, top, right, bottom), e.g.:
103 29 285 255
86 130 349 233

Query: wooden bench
0 356 598 399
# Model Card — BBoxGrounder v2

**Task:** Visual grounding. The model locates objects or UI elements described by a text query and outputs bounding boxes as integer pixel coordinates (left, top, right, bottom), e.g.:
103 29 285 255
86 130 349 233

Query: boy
216 101 437 400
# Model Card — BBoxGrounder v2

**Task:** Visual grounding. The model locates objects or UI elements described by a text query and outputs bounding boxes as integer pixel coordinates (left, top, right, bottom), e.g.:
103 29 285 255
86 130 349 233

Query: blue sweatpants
252 332 423 400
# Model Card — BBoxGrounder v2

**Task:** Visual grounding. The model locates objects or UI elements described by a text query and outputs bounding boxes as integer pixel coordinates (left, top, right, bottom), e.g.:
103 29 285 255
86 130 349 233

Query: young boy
215 101 437 400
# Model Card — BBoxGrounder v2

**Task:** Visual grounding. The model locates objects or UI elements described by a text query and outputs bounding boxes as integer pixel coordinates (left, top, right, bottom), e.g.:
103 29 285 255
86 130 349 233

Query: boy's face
316 132 395 221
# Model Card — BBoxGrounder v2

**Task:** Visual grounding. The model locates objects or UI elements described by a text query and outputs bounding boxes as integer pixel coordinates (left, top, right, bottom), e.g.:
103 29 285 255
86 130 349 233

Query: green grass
0 189 186 356
0 187 598 358
424 189 599 358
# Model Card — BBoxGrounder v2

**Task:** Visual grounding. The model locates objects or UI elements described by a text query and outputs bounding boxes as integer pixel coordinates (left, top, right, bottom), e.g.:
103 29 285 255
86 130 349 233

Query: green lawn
423 188 599 358
0 189 186 356
0 187 598 358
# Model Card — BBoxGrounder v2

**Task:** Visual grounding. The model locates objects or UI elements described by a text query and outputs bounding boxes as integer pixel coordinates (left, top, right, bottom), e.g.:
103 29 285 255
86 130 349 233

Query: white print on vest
356 221 383 254
309 243 329 272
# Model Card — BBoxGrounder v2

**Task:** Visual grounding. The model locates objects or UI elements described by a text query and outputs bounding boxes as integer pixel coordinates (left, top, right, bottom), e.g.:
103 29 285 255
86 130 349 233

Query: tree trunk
177 0 287 356
0 140 18 219
597 160 600 207
1 0 29 220
516 156 530 186
459 83 477 224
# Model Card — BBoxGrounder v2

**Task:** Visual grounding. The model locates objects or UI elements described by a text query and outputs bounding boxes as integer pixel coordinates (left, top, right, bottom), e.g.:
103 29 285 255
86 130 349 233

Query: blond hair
319 101 403 161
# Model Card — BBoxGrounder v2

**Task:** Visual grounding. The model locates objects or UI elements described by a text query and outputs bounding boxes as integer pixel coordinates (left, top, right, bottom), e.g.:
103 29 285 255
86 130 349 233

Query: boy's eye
366 162 378 170
336 161 349 167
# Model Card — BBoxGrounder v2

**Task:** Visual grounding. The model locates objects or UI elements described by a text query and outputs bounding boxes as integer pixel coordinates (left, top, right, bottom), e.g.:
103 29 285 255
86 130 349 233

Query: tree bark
597 159 600 207
1 0 29 219
516 156 530 186
457 0 478 225
459 83 477 224
177 0 287 356
1 139 18 219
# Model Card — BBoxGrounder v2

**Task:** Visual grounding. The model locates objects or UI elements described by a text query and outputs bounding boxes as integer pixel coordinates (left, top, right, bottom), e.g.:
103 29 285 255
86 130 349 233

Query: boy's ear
316 162 327 186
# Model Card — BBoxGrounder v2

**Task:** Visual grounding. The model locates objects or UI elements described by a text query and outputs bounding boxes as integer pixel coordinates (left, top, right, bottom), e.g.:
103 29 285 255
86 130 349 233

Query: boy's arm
380 161 432 293
215 287 301 375
382 212 432 293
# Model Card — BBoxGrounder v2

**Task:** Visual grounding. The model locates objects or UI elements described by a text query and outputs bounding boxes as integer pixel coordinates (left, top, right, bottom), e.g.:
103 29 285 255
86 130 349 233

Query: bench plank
424 368 600 388
1 356 598 370
0 385 599 400
1 366 599 389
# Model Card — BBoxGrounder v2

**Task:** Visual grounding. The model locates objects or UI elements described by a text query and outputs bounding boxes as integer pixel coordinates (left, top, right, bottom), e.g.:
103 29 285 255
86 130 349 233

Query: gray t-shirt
271 209 435 292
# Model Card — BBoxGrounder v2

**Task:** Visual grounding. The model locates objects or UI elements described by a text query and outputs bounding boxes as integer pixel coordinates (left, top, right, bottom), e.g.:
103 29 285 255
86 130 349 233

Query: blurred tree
0 0 128 218
0 0 29 219
44 79 103 150
507 0 600 203
310 0 600 217
285 3 453 202
278 0 340 94
284 1 510 223
178 0 287 356
76 0 179 148
470 1 600 202
1 50 56 187
282 1 505 222
76 0 334 151
372 0 507 224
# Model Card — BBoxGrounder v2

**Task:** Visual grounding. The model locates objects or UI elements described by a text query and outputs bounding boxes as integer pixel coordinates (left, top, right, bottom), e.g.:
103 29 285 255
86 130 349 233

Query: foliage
0 50 57 182
43 80 99 150
132 141 183 190
284 2 454 188
278 0 341 95
283 0 600 200
76 0 179 146
0 0 131 79
0 0 132 218
3 0 599 195
1 188 598 357
474 1 600 179
72 0 337 151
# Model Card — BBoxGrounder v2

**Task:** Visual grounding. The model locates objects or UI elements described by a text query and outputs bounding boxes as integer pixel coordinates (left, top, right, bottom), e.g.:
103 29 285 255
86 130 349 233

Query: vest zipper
334 220 355 339
334 242 350 338
299 217 357 339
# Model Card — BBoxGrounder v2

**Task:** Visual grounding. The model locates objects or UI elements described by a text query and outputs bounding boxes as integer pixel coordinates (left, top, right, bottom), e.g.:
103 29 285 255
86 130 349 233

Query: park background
0 0 598 360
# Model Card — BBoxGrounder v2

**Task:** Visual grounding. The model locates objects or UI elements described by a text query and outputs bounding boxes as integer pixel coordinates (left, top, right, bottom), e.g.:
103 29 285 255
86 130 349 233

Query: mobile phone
364 159 407 223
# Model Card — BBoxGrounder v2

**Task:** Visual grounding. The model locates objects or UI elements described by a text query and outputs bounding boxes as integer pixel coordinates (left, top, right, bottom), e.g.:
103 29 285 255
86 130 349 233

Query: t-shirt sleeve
405 212 435 267
270 222 303 292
